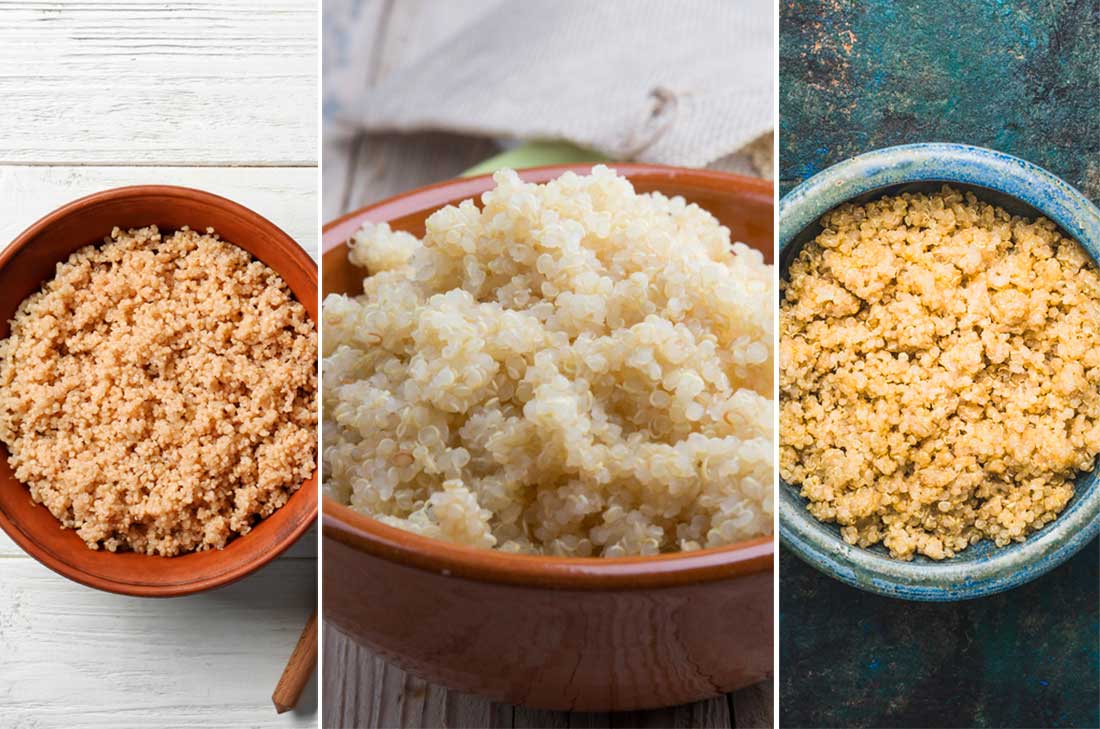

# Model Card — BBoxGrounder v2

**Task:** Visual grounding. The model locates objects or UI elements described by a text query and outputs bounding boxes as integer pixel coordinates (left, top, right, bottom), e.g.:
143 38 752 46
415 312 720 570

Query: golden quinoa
323 167 774 556
780 186 1100 560
0 226 318 556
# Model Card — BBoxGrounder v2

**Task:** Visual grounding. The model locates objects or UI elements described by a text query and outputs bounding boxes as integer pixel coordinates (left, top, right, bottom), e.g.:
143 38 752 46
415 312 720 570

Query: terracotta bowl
0 186 318 597
322 164 774 711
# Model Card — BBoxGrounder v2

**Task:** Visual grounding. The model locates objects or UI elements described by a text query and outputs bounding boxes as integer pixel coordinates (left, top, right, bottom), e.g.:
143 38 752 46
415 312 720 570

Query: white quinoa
323 166 774 556
780 187 1100 560
0 226 318 556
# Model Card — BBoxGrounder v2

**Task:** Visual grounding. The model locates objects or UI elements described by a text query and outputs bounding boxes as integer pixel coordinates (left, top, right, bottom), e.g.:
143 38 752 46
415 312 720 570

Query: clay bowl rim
0 184 319 597
322 162 775 590
778 143 1100 601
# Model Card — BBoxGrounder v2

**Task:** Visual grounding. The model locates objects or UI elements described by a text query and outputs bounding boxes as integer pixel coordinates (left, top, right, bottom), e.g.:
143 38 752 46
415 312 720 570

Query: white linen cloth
333 0 774 170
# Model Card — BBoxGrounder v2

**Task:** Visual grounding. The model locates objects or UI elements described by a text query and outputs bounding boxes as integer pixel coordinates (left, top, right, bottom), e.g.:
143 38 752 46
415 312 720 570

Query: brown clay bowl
322 164 774 711
0 186 318 597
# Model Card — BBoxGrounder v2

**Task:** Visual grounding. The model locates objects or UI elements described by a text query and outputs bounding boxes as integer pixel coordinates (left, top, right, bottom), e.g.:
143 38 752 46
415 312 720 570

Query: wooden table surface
0 2 319 727
322 2 773 727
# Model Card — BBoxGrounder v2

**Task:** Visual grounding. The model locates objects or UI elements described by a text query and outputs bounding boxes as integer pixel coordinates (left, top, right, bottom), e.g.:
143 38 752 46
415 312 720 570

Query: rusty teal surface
779 1 1099 725
779 0 1100 201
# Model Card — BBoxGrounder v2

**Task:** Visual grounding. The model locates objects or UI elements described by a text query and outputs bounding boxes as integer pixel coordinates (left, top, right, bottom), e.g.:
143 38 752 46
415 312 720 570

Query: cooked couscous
323 166 774 556
0 226 318 556
780 186 1100 560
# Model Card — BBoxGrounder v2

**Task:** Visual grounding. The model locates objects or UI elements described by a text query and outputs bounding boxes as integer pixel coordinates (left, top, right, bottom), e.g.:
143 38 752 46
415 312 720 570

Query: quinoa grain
780 187 1100 560
0 226 318 556
324 167 774 556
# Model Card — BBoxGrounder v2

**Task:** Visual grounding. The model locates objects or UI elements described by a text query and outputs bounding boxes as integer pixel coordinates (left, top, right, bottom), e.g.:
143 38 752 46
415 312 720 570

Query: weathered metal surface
779 0 1100 200
779 1 1100 726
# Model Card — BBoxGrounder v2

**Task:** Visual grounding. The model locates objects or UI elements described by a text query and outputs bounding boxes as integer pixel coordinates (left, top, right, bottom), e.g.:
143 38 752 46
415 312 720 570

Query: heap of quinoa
323 167 774 556
781 187 1100 560
0 226 318 556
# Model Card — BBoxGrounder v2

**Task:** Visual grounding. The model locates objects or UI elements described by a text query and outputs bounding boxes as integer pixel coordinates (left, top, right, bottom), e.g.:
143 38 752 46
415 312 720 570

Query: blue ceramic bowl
779 143 1100 601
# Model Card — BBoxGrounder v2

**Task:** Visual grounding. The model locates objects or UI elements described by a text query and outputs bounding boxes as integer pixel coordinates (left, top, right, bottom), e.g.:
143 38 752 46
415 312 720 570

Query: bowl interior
0 186 318 596
779 165 1100 599
325 163 774 295
780 179 1089 276
322 163 776 583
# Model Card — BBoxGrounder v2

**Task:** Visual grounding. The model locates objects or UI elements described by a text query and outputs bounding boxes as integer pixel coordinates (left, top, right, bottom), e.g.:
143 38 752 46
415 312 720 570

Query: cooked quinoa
0 226 318 556
323 166 774 556
780 186 1100 560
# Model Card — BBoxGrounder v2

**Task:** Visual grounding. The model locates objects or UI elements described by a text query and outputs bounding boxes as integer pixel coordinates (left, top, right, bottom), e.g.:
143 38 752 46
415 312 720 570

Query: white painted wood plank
0 530 25 558
0 165 319 261
0 557 317 728
0 0 317 165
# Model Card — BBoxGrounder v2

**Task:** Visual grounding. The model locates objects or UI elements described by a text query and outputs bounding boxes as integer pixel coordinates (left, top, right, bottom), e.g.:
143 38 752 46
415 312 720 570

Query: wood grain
323 619 767 729
0 554 317 727
0 0 317 166
732 681 773 729
320 1 773 727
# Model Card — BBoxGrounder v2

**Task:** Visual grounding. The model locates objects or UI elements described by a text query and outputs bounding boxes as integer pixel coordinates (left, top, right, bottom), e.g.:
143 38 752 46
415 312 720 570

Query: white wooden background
0 2 319 728
322 2 773 727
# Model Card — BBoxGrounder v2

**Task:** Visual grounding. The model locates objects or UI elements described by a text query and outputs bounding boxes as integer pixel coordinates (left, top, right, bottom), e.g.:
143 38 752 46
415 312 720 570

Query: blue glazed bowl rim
778 143 1100 601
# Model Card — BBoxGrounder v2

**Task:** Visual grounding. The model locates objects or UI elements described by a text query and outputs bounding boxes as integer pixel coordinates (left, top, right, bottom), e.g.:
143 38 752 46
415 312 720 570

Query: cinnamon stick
272 610 319 714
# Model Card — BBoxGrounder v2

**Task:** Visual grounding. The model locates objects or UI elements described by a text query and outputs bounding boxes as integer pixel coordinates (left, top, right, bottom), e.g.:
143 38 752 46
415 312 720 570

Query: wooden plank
0 165 318 260
611 706 683 728
607 696 732 729
323 626 527 729
0 557 317 728
0 531 25 558
732 681 773 729
343 131 499 213
691 697 734 728
322 619 755 728
514 706 570 728
0 0 317 165
567 712 614 728
444 692 513 729
322 623 369 729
